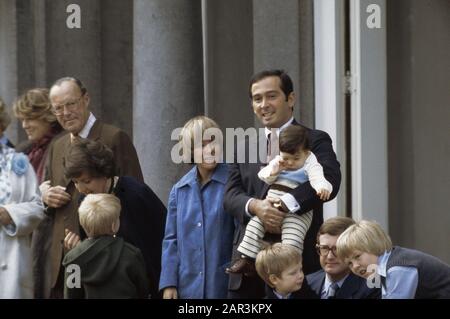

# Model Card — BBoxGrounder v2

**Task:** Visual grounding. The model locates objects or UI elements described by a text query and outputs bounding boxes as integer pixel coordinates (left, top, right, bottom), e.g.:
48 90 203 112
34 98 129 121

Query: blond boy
336 220 450 299
255 243 316 299
63 194 149 298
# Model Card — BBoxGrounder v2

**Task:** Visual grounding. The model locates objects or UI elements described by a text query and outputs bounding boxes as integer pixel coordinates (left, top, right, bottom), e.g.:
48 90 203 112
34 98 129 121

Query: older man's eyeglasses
51 95 84 115
316 244 338 257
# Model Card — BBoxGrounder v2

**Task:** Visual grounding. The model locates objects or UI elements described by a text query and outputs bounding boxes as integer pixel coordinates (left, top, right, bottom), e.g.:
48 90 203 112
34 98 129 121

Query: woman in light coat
0 144 44 298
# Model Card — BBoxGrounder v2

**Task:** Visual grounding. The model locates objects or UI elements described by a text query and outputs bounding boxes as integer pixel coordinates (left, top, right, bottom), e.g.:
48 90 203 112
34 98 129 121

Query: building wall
2 1 448 264
387 0 450 263
1 0 315 205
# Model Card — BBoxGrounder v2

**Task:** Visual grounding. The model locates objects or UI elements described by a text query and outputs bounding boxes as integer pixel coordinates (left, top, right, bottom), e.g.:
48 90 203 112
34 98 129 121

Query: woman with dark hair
63 139 166 299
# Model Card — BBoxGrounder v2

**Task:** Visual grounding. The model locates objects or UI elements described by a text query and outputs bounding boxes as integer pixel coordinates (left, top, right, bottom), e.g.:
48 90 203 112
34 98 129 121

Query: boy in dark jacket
63 193 149 298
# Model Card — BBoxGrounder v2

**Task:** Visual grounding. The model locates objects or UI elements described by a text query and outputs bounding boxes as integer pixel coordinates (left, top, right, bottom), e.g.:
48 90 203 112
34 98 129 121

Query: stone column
100 1 133 137
45 0 102 116
202 0 254 130
0 0 19 143
133 0 204 204
253 0 315 127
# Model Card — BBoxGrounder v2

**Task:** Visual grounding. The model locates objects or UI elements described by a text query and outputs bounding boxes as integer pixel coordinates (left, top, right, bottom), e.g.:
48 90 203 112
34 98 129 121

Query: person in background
0 97 14 148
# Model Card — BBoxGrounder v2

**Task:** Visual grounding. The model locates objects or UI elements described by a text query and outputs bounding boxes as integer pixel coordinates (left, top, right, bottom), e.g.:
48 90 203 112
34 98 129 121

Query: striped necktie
266 130 279 163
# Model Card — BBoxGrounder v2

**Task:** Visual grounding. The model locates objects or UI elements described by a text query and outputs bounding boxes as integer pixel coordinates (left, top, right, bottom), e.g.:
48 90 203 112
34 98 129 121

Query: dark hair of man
64 139 115 179
51 77 87 96
316 216 356 244
279 125 310 154
248 69 293 101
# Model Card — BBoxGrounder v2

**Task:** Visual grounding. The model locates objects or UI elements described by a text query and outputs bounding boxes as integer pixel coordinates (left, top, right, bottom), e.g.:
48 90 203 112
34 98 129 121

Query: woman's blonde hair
13 88 57 124
78 194 121 237
255 243 302 288
180 115 221 163
336 220 392 260
0 97 11 131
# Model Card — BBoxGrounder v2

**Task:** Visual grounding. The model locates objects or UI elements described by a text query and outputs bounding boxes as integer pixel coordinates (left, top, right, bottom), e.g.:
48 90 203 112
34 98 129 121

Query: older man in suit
306 216 380 299
40 77 143 298
224 70 341 298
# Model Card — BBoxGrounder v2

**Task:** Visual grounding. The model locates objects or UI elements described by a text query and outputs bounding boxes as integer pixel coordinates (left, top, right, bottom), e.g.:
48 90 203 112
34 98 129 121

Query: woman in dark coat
63 139 166 298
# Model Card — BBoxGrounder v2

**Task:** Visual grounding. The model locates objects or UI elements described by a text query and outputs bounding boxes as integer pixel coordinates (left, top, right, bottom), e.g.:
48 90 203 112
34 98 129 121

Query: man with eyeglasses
306 216 380 299
39 77 143 298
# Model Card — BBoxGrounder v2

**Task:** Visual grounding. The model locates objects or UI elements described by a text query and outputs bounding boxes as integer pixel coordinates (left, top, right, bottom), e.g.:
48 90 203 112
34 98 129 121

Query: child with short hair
62 193 149 299
255 243 306 299
227 125 332 274
336 220 450 299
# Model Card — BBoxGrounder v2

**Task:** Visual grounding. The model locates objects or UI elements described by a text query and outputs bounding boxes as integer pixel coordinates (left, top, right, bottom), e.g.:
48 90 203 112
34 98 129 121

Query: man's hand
317 189 331 201
0 207 13 226
64 229 81 250
249 198 286 234
163 287 178 299
42 185 71 208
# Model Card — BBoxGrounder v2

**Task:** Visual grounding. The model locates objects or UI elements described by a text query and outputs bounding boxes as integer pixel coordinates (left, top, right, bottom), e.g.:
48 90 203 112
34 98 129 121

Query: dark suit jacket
306 270 381 299
224 121 341 298
265 280 319 299
45 120 143 290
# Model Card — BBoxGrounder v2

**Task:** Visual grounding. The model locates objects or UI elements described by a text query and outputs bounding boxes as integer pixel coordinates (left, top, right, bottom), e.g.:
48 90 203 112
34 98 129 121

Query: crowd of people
0 71 449 299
